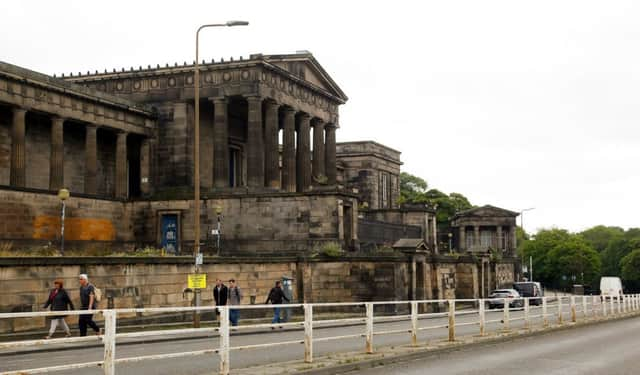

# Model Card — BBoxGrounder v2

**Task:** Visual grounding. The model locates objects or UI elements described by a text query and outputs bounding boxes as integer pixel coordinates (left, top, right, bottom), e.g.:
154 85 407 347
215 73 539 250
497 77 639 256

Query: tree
600 234 640 277
398 172 428 204
579 225 624 253
545 236 601 290
520 228 572 285
620 249 640 292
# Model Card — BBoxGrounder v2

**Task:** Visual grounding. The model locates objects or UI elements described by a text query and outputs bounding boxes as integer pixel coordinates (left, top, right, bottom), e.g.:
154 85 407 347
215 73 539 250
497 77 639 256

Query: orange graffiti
32 216 115 241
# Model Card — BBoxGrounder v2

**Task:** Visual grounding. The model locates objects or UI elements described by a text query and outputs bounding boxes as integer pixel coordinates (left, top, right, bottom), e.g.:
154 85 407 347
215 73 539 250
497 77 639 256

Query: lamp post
448 232 453 254
215 205 223 255
57 189 69 255
192 21 248 329
193 20 248 264
519 207 535 281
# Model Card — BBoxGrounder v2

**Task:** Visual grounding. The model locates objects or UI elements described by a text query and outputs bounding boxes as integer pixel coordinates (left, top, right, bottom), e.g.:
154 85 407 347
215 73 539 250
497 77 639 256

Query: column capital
325 122 338 129
12 107 28 115
209 96 228 104
311 117 325 127
282 106 296 115
297 112 311 121
244 95 264 103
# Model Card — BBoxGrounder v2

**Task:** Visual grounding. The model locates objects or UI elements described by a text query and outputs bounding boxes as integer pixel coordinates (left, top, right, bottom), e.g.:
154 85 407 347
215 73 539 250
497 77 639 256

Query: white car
600 277 623 300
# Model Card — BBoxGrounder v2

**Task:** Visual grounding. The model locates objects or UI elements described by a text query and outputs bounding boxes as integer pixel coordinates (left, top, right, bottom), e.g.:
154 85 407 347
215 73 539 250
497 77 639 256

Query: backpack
92 285 102 303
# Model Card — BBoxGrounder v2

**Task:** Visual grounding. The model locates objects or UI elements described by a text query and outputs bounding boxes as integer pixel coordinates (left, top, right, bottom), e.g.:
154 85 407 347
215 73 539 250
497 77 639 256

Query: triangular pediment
263 52 348 103
454 205 519 218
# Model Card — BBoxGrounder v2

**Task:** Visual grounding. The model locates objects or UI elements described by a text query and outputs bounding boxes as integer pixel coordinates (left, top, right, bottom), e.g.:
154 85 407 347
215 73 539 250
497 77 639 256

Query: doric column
10 107 27 187
311 119 325 182
496 226 503 250
296 113 311 192
49 116 65 191
84 125 98 195
246 96 264 188
263 100 280 189
115 131 128 198
281 107 297 192
325 123 337 185
212 97 229 188
474 225 480 250
459 226 466 251
140 138 151 196
511 225 517 253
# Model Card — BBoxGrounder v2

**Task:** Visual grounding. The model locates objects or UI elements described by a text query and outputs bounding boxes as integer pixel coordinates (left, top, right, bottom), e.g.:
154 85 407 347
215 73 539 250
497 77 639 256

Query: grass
0 242 169 257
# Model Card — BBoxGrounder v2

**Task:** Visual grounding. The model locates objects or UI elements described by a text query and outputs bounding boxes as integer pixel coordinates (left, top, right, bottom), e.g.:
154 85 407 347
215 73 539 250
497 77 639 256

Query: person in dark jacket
78 274 100 336
213 279 228 317
266 281 290 326
43 278 74 339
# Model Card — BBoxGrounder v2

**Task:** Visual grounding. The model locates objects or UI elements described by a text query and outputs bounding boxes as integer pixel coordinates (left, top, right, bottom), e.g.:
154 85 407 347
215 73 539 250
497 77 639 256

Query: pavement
0 300 632 375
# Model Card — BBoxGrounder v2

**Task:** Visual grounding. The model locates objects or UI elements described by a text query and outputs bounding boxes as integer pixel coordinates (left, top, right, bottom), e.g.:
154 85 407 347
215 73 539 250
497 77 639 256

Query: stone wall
0 106 11 185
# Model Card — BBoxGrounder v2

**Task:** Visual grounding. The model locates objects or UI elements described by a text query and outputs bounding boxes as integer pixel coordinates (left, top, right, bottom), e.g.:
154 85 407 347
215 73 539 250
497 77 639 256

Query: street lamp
192 20 248 329
448 232 453 254
215 205 223 255
57 188 69 255
519 207 535 281
193 20 249 266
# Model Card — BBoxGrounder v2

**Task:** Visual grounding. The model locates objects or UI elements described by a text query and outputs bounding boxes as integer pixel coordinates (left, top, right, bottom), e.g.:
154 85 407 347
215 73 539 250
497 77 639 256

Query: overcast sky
1 1 638 233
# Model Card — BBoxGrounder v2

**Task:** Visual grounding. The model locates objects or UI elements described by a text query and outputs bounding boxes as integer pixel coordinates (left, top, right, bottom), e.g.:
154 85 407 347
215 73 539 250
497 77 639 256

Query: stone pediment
263 52 348 103
454 205 519 219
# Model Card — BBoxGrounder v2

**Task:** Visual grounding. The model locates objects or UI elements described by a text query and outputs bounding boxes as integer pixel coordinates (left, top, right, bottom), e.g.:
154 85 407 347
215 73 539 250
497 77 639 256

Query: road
346 316 640 375
0 301 614 374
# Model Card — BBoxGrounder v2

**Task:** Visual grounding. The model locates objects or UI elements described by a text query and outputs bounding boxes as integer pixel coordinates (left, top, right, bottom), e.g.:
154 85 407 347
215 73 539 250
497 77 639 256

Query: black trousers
78 314 100 336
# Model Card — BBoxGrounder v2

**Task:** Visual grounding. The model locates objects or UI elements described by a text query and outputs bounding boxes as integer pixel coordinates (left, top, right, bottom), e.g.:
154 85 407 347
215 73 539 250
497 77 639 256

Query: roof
0 61 155 116
60 51 348 104
453 205 520 219
393 238 428 250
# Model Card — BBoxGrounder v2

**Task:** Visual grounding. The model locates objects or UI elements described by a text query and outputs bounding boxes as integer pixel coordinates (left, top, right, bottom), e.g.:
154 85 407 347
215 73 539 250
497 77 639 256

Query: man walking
227 279 242 326
213 278 228 319
78 274 100 336
266 280 290 327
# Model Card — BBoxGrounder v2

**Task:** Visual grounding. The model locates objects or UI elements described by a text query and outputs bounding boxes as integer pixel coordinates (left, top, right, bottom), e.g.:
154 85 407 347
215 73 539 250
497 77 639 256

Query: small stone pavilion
450 205 520 255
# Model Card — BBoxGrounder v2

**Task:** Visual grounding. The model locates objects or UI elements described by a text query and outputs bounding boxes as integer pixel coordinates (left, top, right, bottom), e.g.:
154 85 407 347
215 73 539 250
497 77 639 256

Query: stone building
0 53 431 254
450 205 519 254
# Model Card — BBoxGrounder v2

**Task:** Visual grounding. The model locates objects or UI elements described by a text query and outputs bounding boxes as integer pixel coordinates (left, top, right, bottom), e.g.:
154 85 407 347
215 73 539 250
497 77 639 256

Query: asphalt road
0 301 612 374
346 315 640 375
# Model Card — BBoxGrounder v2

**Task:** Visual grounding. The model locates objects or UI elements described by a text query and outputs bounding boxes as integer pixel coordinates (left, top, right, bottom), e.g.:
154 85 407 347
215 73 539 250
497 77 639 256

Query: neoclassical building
0 52 436 253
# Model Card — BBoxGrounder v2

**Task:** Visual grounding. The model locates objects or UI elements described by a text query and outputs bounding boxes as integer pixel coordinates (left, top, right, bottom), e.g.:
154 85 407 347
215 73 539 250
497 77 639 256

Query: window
380 173 389 208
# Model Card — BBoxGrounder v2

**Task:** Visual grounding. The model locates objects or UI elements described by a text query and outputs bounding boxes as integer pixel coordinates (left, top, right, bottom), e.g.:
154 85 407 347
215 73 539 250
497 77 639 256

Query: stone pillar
263 100 280 189
84 125 98 195
10 107 27 187
474 225 480 250
510 225 517 253
140 138 151 196
281 107 296 192
296 113 311 192
459 226 466 251
432 216 438 254
325 123 337 185
49 116 65 191
496 226 503 251
246 96 264 188
115 131 128 198
212 98 229 188
311 119 325 182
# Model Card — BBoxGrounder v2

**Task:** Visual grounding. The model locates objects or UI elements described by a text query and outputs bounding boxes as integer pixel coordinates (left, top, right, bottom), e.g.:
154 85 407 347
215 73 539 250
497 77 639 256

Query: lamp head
58 188 70 201
215 205 223 215
226 20 249 27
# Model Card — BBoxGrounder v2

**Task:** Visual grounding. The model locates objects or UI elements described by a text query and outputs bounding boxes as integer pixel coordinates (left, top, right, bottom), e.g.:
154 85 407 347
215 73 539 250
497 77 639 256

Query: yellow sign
188 274 207 289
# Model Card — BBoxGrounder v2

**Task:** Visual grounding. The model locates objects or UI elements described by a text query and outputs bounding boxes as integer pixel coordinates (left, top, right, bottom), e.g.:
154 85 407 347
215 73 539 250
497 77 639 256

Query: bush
321 242 343 257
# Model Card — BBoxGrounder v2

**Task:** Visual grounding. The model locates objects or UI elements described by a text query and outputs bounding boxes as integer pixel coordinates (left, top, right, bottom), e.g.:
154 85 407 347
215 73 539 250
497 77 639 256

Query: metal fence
1 294 639 375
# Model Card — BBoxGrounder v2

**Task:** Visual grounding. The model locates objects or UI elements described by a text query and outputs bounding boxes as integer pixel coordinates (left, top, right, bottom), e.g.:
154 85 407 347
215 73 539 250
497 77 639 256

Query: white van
600 277 623 300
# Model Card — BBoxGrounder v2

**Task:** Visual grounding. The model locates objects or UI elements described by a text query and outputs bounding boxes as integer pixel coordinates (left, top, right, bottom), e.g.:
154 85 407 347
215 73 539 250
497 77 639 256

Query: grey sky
1 0 638 233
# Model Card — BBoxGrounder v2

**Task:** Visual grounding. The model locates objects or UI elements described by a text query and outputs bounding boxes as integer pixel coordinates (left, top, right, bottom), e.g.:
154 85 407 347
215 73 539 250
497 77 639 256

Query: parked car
600 277 623 301
513 282 544 305
488 289 523 309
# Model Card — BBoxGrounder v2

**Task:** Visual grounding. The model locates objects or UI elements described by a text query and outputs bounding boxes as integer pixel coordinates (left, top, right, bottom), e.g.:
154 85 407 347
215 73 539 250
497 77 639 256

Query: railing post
502 298 510 331
610 294 614 316
582 295 588 318
410 301 418 347
524 298 530 329
557 296 563 324
603 296 608 316
219 307 230 375
304 304 313 363
570 296 576 323
617 295 622 315
542 297 548 327
592 295 598 317
479 299 486 336
623 294 627 313
448 300 456 341
635 294 639 311
102 310 116 375
365 303 374 354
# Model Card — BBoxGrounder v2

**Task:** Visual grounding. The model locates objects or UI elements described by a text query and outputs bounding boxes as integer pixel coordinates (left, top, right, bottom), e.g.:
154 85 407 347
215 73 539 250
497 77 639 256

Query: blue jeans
229 309 239 326
271 306 281 324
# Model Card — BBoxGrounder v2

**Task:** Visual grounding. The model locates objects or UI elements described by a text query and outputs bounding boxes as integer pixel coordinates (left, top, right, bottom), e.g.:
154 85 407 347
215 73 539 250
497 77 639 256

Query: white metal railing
1 294 639 375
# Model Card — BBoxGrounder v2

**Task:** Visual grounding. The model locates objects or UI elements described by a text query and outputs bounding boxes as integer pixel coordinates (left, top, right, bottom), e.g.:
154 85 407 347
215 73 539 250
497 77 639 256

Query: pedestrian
43 278 74 339
266 280 290 328
213 278 228 319
227 279 242 326
78 274 100 336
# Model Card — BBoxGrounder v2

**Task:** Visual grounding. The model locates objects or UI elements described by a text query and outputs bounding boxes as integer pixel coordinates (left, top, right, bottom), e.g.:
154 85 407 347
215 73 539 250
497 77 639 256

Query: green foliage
489 248 503 263
545 236 601 289
320 242 343 257
398 172 473 224
600 232 640 277
579 225 624 253
621 249 640 283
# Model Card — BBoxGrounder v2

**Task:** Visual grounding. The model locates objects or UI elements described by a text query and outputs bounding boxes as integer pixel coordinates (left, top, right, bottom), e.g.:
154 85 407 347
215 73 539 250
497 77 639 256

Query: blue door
161 215 179 254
